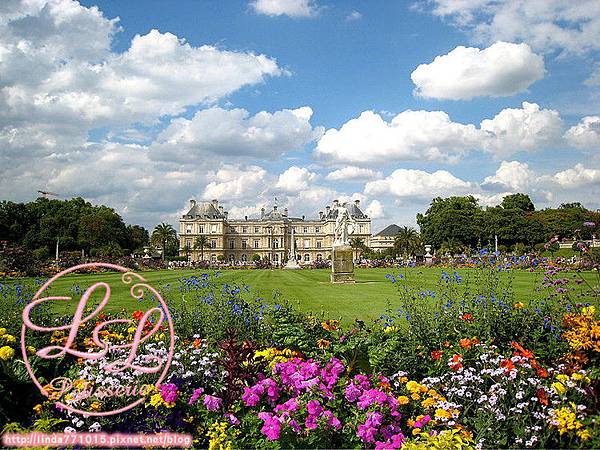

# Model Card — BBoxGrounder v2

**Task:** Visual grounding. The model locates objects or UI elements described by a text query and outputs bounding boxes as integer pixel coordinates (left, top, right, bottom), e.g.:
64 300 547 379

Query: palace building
179 199 371 264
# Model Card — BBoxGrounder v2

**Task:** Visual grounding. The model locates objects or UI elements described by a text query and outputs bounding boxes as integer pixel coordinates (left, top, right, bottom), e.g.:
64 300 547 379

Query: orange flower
511 342 534 359
536 388 549 406
321 320 339 332
431 350 442 361
192 338 203 349
449 354 463 371
500 359 515 373
317 339 331 349
459 313 474 322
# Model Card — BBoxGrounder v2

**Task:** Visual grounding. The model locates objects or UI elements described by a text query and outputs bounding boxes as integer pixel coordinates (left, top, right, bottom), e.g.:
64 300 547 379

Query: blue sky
1 0 599 232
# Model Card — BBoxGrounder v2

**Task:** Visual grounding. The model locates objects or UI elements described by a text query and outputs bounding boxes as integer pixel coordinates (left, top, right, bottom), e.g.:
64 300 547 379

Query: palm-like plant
349 237 366 259
394 226 420 257
194 235 209 261
151 222 177 260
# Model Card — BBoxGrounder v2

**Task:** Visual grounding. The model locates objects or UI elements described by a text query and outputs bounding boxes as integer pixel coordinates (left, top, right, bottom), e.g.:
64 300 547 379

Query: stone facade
370 224 401 253
179 199 371 265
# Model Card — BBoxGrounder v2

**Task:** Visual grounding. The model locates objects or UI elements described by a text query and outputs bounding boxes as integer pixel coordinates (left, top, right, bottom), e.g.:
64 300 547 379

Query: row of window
221 254 323 263
183 224 332 235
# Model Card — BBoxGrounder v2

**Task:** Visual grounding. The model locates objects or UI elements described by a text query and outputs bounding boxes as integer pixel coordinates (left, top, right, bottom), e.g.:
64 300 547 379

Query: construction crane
37 190 60 198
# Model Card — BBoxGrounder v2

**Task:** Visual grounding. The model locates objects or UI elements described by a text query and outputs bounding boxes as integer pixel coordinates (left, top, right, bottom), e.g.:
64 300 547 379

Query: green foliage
152 222 178 260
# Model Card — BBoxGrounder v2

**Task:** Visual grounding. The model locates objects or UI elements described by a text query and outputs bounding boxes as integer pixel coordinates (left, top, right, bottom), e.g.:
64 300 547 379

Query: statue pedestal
284 258 301 270
330 244 355 283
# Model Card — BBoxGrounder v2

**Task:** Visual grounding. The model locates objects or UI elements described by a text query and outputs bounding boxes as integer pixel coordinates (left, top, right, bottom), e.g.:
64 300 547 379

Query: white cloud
202 165 271 201
564 116 600 149
425 0 600 54
315 110 480 164
275 166 318 192
553 163 600 188
480 102 563 157
346 10 362 21
315 102 563 164
366 200 385 218
250 0 318 17
364 169 473 201
411 42 545 100
585 64 600 86
482 160 536 191
150 106 323 162
325 166 382 181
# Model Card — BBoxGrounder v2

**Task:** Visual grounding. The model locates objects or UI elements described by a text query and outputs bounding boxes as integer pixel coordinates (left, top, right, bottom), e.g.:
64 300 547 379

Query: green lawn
11 267 599 322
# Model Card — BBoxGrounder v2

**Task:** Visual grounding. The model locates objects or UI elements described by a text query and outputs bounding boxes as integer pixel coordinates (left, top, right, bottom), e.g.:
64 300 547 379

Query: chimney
224 211 228 219
319 211 323 219
245 215 248 221
211 199 218 208
333 199 339 207
261 207 265 218
355 199 360 207
284 208 288 216
302 215 305 220
273 204 278 211
219 206 224 214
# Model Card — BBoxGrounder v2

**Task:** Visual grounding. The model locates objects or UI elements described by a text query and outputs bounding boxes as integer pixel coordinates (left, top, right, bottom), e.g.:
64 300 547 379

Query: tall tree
394 226 420 257
194 235 209 261
501 193 535 212
152 223 177 260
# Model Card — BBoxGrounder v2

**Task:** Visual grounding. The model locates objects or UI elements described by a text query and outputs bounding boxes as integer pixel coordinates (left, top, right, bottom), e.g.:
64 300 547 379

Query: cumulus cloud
315 102 564 164
480 102 563 157
275 166 318 192
202 165 272 201
0 0 284 162
482 160 536 191
150 106 322 162
346 10 362 21
425 0 600 54
250 0 319 17
564 116 600 149
553 163 600 188
364 169 473 201
411 42 545 100
325 166 382 181
315 110 480 164
366 200 385 218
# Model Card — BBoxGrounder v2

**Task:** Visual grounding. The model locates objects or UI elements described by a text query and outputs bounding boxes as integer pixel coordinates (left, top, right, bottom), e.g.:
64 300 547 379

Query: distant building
179 199 371 265
370 224 401 253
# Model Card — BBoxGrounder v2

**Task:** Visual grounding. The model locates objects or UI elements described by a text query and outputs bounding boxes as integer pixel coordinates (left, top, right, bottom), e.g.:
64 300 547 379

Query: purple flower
306 399 323 416
583 221 595 228
357 389 387 409
258 413 281 441
224 413 240 425
242 386 261 406
188 387 204 405
203 395 222 411
159 383 178 404
345 383 361 402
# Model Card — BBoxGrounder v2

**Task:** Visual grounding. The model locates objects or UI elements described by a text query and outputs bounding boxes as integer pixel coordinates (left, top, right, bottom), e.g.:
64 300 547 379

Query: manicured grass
11 267 599 322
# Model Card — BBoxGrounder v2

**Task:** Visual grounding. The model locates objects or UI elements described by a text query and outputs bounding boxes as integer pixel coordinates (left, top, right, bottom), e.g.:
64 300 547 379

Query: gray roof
183 201 225 219
375 224 402 237
325 202 368 220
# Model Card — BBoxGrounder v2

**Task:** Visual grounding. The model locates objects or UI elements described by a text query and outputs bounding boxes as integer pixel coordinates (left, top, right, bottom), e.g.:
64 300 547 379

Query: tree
501 193 535 211
417 196 484 249
394 227 421 257
151 223 177 260
349 237 366 259
126 225 149 253
194 235 209 261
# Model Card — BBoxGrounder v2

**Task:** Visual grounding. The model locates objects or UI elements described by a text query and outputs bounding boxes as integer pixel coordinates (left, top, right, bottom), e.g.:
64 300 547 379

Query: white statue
333 202 355 246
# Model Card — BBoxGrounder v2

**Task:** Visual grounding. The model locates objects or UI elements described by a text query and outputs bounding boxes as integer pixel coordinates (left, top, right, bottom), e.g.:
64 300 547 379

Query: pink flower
357 389 387 409
259 413 281 441
306 399 323 416
159 383 178 404
345 383 361 402
188 387 204 405
224 413 240 425
203 395 222 411
242 386 261 406
324 410 341 430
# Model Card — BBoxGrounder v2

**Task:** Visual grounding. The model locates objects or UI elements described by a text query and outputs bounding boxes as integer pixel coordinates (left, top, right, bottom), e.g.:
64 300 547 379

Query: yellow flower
32 404 43 414
412 428 421 436
556 374 569 383
1 334 16 344
398 396 410 405
384 326 398 333
406 380 421 393
0 346 15 361
317 339 331 349
552 382 567 395
571 372 584 381
411 392 421 401
577 429 591 441
513 302 524 309
90 401 102 411
0 328 6 336
421 397 438 408
26 346 36 355
581 305 595 316
435 408 452 420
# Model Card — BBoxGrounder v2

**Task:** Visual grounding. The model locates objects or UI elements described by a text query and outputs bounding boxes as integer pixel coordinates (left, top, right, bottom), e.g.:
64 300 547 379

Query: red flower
459 313 474 322
500 359 516 374
511 342 534 359
449 354 463 371
536 388 549 406
132 310 144 321
431 350 442 360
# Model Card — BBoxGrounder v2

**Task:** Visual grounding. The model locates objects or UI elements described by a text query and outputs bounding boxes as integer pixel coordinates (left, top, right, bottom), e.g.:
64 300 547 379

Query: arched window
241 254 247 262
211 254 216 262
229 254 235 262
316 254 323 262
273 254 279 262
304 254 310 262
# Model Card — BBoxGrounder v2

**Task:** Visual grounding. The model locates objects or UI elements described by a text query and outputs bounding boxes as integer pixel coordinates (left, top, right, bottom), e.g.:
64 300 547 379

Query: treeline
0 197 149 259
417 194 600 252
